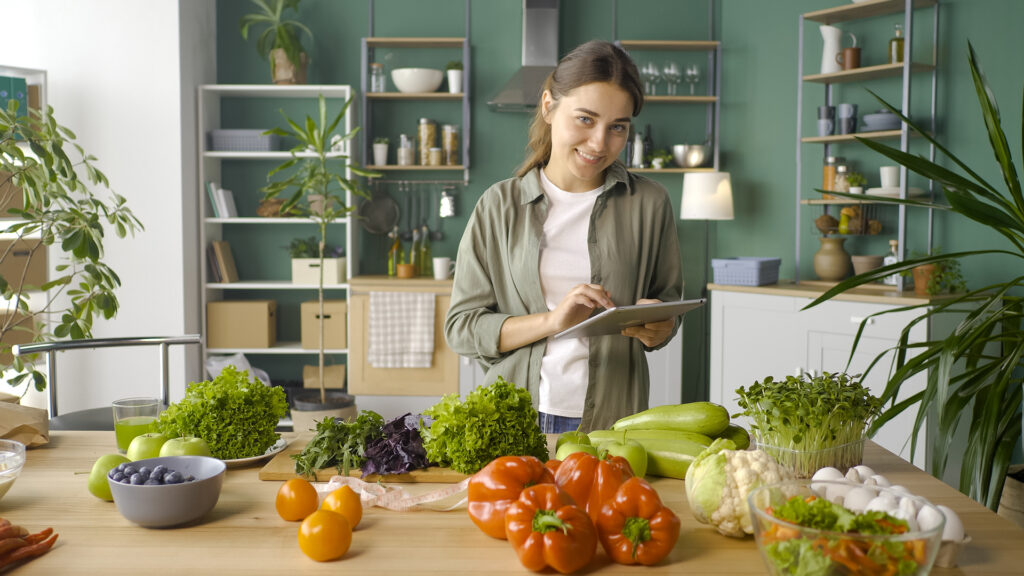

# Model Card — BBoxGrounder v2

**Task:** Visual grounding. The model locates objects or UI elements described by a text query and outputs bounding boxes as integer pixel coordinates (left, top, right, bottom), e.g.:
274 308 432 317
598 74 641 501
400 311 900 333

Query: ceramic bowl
391 68 444 93
0 439 26 502
109 455 226 528
749 479 944 576
863 111 901 131
852 254 885 276
672 144 709 168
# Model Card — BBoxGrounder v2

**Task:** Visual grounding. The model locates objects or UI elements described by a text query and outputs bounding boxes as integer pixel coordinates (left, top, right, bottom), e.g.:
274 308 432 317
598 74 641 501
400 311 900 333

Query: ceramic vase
446 69 463 94
813 236 851 281
912 263 936 295
820 25 842 75
271 48 308 85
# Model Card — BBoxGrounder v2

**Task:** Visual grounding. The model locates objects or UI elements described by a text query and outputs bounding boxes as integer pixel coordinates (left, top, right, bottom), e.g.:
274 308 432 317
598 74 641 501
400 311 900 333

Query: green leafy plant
262 94 379 404
291 410 385 477
806 43 1024 511
846 171 868 188
239 0 313 71
899 249 967 295
445 60 463 71
286 236 318 259
1 99 143 393
373 136 389 145
649 149 673 168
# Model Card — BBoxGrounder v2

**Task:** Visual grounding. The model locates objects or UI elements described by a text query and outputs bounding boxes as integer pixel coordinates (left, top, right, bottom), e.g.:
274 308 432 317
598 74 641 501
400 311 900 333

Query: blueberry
152 465 167 476
111 472 125 482
130 473 144 485
137 469 151 482
144 479 161 485
108 469 118 479
150 469 165 482
120 476 132 484
123 465 137 476
164 470 183 484
138 466 151 476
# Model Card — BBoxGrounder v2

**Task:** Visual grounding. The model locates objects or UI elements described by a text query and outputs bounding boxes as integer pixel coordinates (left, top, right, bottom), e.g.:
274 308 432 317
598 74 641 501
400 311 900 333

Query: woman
444 40 683 433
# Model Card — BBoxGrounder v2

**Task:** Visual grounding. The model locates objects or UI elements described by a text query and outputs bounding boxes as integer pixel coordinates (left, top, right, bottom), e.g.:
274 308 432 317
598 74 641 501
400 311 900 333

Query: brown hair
515 40 644 178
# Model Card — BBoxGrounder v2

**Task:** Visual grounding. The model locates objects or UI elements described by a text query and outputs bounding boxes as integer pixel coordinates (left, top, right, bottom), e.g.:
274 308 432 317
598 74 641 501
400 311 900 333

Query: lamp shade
681 172 734 220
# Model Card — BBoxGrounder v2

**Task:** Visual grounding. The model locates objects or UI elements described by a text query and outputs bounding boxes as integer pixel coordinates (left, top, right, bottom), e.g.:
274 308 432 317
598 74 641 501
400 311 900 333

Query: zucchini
611 402 730 436
716 423 750 450
630 437 706 480
588 429 711 446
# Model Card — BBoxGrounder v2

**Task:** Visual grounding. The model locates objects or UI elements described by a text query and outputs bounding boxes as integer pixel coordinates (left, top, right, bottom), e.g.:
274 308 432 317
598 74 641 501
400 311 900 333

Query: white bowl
108 455 226 528
391 68 443 93
0 439 26 502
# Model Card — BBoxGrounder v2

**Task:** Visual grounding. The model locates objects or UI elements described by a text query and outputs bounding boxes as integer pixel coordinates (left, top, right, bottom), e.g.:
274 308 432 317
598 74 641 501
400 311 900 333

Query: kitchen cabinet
795 0 939 282
197 85 356 383
707 283 964 469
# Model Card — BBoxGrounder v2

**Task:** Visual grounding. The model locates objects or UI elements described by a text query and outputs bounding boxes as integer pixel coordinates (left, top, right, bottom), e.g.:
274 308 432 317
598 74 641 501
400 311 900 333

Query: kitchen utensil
400 192 412 241
684 63 700 95
820 25 842 74
429 187 444 240
662 61 681 95
432 257 455 280
851 254 885 275
835 33 860 70
672 143 709 168
817 118 835 137
109 455 226 528
391 67 444 93
879 165 899 187
357 182 400 234
863 111 900 130
0 439 25 502
439 188 456 218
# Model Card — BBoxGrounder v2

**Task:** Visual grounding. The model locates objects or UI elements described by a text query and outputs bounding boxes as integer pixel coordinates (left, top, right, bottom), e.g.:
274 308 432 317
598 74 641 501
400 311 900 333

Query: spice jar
397 133 414 166
442 124 459 165
833 164 850 193
370 62 387 92
823 155 843 191
429 147 442 166
417 118 437 165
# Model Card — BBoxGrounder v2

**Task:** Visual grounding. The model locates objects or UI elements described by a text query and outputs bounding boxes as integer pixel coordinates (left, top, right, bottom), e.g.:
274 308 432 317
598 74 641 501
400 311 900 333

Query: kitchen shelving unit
197 85 356 369
794 0 939 285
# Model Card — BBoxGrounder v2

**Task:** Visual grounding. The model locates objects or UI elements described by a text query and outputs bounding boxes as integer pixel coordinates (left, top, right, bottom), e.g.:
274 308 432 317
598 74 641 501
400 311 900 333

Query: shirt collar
519 160 634 205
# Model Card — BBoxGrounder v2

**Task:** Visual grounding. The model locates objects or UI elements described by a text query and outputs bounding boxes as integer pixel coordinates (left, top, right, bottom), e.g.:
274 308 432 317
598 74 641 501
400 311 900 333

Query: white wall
0 0 214 413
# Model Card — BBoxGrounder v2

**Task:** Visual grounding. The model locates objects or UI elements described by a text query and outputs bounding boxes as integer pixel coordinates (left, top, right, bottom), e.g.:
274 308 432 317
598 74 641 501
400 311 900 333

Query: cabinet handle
850 316 875 325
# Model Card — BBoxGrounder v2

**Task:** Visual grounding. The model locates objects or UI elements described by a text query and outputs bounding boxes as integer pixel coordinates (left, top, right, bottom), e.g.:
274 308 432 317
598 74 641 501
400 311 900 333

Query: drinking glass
112 397 159 453
662 61 681 96
684 64 701 95
641 61 661 96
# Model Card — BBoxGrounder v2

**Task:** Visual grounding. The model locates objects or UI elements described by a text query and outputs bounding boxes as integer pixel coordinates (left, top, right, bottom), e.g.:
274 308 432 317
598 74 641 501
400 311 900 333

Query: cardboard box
0 170 24 215
302 364 346 389
300 300 347 350
291 257 345 285
0 311 37 365
206 300 276 349
0 238 47 292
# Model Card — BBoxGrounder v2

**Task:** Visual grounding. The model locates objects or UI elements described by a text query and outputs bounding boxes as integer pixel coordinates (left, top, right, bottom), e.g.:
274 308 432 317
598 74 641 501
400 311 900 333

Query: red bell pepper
467 455 555 539
504 483 597 574
596 477 680 565
553 451 634 524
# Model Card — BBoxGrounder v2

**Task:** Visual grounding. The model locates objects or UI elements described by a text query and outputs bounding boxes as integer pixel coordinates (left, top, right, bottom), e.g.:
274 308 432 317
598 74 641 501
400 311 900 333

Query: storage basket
208 129 280 152
711 257 781 286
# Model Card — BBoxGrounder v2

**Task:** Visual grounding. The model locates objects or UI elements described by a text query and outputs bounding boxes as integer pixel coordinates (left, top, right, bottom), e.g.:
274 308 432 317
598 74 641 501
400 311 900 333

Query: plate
221 437 289 469
865 186 927 198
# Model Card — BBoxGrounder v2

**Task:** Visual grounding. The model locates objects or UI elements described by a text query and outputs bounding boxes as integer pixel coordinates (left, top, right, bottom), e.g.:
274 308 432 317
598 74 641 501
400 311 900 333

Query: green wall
215 0 1024 398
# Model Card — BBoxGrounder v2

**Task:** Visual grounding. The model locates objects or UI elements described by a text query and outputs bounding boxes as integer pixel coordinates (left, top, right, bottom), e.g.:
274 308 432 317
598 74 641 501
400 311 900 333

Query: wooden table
3 431 1023 575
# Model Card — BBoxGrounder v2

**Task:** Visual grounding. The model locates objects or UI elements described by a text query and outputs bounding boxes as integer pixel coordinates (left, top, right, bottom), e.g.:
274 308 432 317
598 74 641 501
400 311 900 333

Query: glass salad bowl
748 479 944 576
0 439 26 502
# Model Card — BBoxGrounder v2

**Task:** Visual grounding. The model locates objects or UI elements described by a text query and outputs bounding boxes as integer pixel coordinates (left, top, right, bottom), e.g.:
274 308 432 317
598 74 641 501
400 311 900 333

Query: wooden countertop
708 280 949 306
3 431 1023 574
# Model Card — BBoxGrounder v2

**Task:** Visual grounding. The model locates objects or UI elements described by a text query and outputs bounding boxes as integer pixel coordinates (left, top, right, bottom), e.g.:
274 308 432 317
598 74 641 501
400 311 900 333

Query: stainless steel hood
487 0 559 112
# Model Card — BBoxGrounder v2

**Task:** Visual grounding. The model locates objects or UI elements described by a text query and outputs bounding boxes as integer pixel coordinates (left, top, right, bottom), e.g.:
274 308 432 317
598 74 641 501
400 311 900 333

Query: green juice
114 416 156 452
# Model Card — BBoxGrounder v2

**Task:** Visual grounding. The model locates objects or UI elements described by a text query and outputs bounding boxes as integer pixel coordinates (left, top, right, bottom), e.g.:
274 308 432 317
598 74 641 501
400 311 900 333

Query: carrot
0 526 26 540
0 532 58 569
0 538 27 556
23 528 53 546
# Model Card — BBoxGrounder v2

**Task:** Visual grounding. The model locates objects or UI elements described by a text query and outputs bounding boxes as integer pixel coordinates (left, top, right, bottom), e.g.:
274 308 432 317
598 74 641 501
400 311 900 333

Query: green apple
602 439 648 478
126 432 169 461
554 441 598 461
555 430 591 451
159 435 212 457
88 453 130 501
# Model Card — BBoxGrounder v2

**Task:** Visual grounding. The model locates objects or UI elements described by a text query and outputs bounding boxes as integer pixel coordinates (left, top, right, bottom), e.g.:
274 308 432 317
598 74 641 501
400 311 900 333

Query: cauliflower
684 438 792 538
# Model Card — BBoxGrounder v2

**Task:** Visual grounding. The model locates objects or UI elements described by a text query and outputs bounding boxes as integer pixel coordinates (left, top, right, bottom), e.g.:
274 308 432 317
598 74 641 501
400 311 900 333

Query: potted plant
1 100 143 395
847 171 867 194
445 60 463 94
899 249 966 296
262 94 379 429
287 236 344 285
806 43 1023 512
240 0 313 85
372 137 389 167
649 149 673 170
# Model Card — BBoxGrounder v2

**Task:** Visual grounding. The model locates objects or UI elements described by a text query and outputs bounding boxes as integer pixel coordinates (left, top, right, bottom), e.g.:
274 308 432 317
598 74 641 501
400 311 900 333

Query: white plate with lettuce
221 437 289 469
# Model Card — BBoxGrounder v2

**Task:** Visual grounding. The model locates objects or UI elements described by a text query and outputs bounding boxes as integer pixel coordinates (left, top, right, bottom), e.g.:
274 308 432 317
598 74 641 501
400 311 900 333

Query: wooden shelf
630 167 715 174
802 129 904 143
207 341 348 355
618 40 719 51
205 217 350 225
198 85 351 98
803 0 937 25
367 92 463 101
207 281 349 290
801 197 883 205
365 37 464 48
646 95 717 103
366 164 465 171
803 62 934 84
203 150 350 160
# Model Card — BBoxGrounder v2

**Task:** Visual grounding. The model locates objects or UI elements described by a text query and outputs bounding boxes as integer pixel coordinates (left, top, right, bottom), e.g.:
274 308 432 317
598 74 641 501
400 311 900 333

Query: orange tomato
298 510 352 562
321 485 363 528
276 478 319 522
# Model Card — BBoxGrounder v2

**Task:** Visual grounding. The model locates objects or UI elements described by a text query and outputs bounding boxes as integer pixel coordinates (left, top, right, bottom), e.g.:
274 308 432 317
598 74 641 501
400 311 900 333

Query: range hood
487 0 560 112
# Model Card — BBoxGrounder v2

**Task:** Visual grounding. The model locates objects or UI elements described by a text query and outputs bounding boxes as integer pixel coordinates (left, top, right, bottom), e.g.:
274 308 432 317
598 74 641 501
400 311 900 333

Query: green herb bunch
421 376 549 474
292 410 385 478
736 372 883 476
155 366 287 460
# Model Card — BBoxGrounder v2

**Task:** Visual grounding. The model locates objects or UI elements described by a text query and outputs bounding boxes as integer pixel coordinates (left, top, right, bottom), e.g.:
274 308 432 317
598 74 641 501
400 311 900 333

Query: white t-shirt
537 169 603 417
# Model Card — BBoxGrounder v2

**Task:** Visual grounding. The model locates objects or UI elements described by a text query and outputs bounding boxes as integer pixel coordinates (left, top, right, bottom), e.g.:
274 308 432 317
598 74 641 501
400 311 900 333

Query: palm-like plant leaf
804 43 1024 511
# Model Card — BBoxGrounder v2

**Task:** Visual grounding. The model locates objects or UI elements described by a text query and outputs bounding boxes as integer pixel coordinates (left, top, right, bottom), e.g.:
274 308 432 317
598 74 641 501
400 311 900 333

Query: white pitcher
820 25 842 75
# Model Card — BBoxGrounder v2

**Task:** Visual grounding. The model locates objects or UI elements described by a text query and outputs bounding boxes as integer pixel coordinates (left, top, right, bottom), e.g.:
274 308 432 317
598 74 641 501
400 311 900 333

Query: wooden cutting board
257 437 469 483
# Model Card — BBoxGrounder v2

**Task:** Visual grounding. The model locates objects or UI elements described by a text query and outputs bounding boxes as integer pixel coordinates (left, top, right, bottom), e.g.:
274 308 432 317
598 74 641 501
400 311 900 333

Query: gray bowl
109 455 226 528
672 144 709 168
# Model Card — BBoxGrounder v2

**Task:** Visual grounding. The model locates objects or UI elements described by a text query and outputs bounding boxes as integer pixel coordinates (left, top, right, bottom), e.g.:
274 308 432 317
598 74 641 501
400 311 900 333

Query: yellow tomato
321 485 363 528
276 477 319 522
298 510 352 562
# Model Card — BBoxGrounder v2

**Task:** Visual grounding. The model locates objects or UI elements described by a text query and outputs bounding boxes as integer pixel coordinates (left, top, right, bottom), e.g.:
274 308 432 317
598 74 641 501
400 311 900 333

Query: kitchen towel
367 291 435 368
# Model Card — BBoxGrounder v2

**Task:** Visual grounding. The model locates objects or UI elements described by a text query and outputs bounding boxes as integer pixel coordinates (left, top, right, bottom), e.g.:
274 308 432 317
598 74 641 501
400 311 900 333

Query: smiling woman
444 40 683 434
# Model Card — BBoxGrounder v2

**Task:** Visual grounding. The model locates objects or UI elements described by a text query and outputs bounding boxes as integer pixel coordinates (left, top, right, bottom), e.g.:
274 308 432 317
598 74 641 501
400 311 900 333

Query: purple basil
361 413 433 477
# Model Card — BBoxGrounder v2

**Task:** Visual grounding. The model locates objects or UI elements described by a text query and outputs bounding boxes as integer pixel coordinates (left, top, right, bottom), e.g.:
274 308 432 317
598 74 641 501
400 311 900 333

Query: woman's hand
549 284 615 334
620 298 673 348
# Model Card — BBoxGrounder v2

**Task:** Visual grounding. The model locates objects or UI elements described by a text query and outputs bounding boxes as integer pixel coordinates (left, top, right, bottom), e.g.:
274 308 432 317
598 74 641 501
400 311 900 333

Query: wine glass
662 61 681 96
684 64 701 95
641 62 662 96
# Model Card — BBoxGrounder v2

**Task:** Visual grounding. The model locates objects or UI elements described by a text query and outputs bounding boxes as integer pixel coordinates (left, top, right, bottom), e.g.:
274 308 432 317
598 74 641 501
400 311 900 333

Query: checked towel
367 291 435 368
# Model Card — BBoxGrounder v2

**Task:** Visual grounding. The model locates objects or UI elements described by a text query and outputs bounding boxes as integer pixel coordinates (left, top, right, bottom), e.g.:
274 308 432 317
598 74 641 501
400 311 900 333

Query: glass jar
397 133 415 166
889 24 905 64
417 118 437 165
442 124 459 165
370 62 387 92
833 164 850 193
823 155 844 192
429 147 442 166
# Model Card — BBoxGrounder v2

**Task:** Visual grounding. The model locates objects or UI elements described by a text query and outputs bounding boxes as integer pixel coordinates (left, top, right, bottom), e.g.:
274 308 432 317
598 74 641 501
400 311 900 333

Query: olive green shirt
444 162 684 431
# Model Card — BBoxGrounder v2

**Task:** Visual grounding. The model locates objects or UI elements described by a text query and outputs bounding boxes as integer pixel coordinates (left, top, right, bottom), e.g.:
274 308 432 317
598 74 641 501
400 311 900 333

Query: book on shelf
206 181 221 218
206 242 222 283
215 187 238 218
210 240 240 283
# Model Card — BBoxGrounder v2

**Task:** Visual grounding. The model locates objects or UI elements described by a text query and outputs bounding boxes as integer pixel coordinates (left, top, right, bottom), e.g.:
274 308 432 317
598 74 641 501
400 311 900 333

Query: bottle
632 131 645 168
418 225 431 277
409 227 420 275
883 239 900 285
624 126 635 167
387 227 404 277
889 24 905 64
643 124 654 166
370 62 387 92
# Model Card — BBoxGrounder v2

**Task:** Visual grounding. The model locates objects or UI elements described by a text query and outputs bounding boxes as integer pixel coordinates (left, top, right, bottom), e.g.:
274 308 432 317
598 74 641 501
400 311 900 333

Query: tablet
552 298 706 339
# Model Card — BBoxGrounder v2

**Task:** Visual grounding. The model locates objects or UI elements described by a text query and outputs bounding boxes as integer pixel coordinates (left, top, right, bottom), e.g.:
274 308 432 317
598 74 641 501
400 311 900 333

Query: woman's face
542 81 633 192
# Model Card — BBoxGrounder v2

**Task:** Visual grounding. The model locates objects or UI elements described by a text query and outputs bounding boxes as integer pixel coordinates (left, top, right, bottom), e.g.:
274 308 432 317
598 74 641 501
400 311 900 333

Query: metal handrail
12 335 202 419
